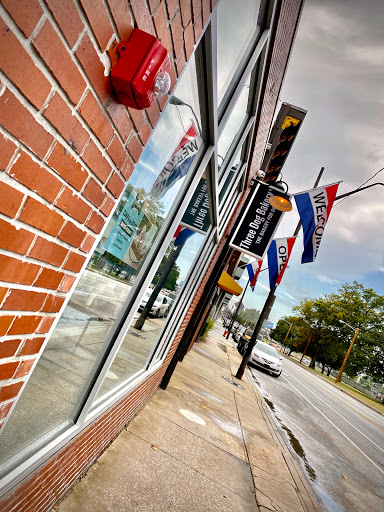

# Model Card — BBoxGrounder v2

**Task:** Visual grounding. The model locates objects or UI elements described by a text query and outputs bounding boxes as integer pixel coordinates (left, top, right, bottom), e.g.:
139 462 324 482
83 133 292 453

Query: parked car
233 327 253 344
139 290 172 318
249 341 282 377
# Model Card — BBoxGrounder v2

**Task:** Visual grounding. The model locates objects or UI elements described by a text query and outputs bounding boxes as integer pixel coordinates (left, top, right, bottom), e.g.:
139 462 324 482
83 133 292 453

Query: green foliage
200 317 215 340
237 308 260 329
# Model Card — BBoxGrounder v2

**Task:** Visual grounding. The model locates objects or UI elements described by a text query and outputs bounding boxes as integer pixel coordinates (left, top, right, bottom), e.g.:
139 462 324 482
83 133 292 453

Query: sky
236 0 384 326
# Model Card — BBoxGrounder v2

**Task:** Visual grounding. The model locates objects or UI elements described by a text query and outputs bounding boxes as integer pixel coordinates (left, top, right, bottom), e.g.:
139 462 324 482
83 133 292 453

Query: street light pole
226 280 249 339
299 327 315 363
335 326 359 383
280 319 293 353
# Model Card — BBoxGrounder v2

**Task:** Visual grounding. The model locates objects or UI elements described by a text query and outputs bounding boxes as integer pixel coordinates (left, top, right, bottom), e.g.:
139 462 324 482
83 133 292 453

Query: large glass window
0 56 204 476
217 0 262 105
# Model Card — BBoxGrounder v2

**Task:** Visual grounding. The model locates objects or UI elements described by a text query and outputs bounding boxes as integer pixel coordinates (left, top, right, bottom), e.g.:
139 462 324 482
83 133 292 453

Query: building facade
0 0 303 510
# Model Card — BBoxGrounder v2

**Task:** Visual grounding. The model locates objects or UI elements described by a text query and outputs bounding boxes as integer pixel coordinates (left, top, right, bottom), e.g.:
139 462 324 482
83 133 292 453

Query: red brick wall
0 1 302 510
0 0 215 431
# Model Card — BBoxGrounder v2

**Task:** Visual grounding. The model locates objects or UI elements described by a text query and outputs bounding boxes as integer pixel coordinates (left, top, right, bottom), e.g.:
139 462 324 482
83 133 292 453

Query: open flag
246 260 262 291
267 237 296 289
294 182 340 263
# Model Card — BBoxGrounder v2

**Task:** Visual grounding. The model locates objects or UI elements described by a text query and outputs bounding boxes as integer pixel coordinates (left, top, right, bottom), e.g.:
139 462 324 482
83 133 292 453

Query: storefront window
217 0 261 105
0 56 203 476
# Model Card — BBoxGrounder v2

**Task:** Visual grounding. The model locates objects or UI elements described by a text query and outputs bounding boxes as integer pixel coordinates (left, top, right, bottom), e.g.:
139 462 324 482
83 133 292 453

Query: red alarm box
110 29 171 110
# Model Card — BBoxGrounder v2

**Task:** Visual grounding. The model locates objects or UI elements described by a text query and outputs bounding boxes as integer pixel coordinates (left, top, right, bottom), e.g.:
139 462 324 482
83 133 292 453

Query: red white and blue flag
173 225 195 247
246 260 263 291
294 182 340 263
151 124 201 199
267 237 296 289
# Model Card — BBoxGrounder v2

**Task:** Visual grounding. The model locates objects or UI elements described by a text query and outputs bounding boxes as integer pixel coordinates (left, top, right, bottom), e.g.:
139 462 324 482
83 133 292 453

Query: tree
270 316 300 353
237 308 260 329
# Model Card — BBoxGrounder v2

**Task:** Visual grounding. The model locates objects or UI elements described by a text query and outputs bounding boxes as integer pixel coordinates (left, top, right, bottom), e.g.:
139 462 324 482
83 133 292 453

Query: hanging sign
230 182 287 259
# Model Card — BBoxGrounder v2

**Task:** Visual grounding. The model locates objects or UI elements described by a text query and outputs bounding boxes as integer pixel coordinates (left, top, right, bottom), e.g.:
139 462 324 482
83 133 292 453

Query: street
249 356 384 512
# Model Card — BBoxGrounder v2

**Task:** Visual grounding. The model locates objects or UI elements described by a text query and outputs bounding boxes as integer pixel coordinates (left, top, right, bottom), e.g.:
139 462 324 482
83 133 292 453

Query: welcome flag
294 182 340 263
246 260 263 291
267 237 296 289
151 124 201 199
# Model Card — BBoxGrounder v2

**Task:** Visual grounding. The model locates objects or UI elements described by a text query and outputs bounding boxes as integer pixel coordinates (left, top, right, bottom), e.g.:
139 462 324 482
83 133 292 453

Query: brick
80 234 96 253
58 221 86 248
171 12 184 57
202 0 211 27
0 288 7 305
2 0 43 38
79 92 114 147
120 158 134 181
0 361 19 380
29 237 69 267
34 268 65 290
107 102 132 143
36 316 55 334
43 94 89 155
166 0 179 18
180 0 192 27
0 20 51 110
48 142 88 191
0 255 40 286
100 196 114 216
9 152 62 204
63 252 87 273
76 33 112 104
0 181 24 218
19 337 45 356
0 89 54 160
128 108 146 132
192 0 202 21
0 401 13 420
193 15 203 43
130 0 154 35
107 173 124 198
0 316 15 336
127 135 142 163
153 4 173 56
0 219 34 256
86 211 105 234
19 197 65 237
2 289 47 311
146 101 161 128
107 136 126 169
0 338 21 359
82 141 112 183
147 0 161 13
8 316 42 335
184 22 195 60
42 294 65 313
55 187 92 223
45 0 84 47
176 50 186 76
0 381 24 403
80 0 114 52
157 94 167 111
107 0 134 40
0 133 17 172
58 274 76 293
82 178 107 208
33 20 87 105
14 359 35 379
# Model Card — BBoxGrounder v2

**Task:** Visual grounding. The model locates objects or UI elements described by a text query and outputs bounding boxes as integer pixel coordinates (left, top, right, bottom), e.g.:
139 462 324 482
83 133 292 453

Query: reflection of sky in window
176 232 204 283
218 76 251 161
129 54 201 215
217 0 261 103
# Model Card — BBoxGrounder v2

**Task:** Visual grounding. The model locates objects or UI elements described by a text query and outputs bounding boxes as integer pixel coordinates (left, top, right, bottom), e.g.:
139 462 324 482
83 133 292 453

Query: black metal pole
226 280 249 339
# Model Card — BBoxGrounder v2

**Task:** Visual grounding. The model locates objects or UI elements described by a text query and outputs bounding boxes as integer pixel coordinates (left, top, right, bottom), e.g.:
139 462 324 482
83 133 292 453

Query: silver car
250 341 282 377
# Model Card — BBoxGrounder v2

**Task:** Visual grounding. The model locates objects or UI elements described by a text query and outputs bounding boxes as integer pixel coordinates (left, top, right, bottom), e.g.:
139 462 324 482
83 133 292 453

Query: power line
334 165 384 207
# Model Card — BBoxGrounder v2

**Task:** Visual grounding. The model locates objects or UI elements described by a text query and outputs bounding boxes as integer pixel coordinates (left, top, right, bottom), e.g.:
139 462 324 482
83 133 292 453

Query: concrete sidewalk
53 323 321 512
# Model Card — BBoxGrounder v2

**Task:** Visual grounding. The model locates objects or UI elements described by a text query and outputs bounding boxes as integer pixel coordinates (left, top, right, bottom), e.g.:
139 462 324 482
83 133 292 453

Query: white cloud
316 275 340 285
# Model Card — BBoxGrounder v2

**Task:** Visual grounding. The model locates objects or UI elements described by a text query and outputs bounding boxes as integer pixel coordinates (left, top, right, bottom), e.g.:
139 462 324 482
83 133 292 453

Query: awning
217 271 243 296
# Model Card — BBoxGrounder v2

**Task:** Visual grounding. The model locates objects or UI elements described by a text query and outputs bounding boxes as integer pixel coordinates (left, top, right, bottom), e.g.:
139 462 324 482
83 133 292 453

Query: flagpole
226 280 249 339
235 167 325 380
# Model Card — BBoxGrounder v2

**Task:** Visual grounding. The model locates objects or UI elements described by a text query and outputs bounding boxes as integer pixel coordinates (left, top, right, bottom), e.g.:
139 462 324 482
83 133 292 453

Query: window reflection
0 56 203 475
217 0 261 105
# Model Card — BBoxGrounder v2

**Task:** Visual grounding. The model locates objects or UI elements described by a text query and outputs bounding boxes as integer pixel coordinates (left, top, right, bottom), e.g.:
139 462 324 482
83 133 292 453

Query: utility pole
335 327 359 383
280 322 293 353
235 168 325 380
299 328 315 363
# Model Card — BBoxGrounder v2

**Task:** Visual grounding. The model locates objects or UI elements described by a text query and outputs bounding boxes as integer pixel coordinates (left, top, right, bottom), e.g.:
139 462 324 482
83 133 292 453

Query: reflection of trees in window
152 243 180 292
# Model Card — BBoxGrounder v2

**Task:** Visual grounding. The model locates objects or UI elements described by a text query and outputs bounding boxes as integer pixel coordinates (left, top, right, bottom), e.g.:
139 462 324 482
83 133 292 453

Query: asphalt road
249 355 384 512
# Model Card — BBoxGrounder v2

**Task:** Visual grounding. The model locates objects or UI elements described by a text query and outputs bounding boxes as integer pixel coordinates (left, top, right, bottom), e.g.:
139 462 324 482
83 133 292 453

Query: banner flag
294 182 340 263
174 226 195 247
151 124 201 199
267 237 296 289
246 260 263 291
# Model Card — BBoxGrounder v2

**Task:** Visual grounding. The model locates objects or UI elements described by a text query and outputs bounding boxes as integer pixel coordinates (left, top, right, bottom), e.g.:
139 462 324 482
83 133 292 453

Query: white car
139 290 172 318
250 341 282 377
